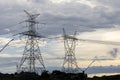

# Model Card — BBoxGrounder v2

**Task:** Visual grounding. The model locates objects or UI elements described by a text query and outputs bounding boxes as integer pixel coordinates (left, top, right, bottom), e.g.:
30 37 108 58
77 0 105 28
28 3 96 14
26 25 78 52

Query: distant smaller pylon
62 28 80 73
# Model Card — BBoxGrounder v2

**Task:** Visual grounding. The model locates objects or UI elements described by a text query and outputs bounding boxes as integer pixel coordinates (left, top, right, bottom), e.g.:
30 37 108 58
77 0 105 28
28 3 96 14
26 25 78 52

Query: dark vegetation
0 70 120 80
0 70 87 80
88 75 120 80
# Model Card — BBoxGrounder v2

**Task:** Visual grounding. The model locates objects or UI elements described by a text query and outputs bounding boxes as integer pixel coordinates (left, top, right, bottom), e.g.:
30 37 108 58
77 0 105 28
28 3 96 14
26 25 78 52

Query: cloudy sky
0 0 120 77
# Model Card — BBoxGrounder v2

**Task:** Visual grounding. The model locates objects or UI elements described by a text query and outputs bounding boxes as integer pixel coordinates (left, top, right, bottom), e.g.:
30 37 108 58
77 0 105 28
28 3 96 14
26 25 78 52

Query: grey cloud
108 48 119 58
0 0 120 36
86 65 120 74
26 1 120 35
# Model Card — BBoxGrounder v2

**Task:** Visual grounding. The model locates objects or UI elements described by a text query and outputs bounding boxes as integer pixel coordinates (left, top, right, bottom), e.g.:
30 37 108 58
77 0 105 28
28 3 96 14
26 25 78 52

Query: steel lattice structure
17 10 46 74
62 28 80 73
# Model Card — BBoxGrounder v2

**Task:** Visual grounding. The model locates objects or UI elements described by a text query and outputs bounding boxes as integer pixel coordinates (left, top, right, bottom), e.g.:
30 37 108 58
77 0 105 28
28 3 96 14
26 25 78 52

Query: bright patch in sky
49 0 71 3
50 0 96 8
76 0 96 8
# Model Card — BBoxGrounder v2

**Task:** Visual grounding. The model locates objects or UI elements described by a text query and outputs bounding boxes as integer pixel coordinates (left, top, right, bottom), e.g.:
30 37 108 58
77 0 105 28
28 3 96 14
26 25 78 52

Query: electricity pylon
62 28 80 73
61 28 120 73
17 10 46 74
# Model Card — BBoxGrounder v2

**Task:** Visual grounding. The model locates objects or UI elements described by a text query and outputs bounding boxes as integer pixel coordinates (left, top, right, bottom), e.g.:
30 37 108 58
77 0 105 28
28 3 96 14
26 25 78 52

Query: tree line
0 70 87 80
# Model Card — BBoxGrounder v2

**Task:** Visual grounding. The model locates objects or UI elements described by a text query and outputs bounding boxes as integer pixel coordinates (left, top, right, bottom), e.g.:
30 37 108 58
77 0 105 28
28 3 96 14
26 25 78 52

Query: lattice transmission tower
62 28 80 73
17 10 46 74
